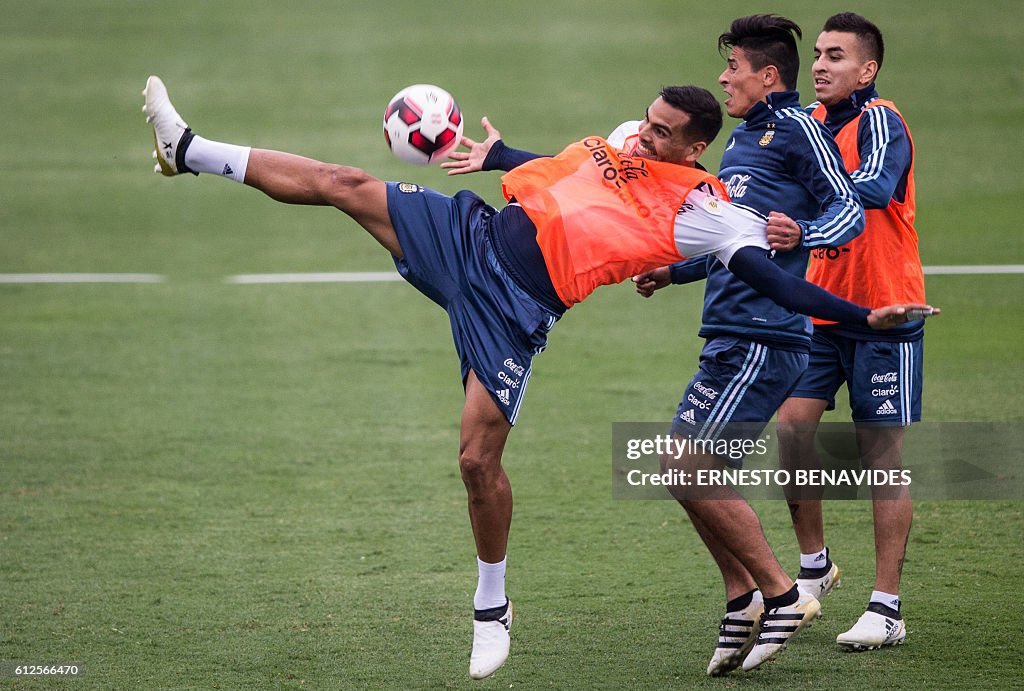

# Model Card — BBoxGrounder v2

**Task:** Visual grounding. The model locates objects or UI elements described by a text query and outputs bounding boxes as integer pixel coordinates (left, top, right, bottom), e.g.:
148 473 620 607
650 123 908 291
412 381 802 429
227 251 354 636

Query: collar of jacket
744 90 803 125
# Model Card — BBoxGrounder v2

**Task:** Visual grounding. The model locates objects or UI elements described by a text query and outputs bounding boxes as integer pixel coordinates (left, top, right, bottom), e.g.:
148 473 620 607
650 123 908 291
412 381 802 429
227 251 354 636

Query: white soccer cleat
836 607 906 651
797 562 841 603
469 600 512 679
142 75 195 176
706 598 764 676
741 591 820 671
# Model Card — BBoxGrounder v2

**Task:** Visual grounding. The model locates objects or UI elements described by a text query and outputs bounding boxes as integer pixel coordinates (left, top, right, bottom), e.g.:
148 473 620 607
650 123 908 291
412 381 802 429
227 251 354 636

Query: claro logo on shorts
687 393 711 410
498 371 520 389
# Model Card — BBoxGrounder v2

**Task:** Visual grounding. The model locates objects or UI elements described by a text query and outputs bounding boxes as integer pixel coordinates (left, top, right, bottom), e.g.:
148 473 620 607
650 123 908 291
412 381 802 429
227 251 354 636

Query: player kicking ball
143 75 936 678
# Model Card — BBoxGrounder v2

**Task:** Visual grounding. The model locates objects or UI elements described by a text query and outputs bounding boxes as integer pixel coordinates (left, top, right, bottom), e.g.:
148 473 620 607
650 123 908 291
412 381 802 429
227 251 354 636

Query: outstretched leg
143 75 401 256
242 149 400 256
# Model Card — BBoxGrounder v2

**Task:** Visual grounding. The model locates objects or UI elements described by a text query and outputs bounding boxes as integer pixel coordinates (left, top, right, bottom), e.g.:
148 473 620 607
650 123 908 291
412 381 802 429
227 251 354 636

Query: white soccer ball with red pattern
383 84 464 165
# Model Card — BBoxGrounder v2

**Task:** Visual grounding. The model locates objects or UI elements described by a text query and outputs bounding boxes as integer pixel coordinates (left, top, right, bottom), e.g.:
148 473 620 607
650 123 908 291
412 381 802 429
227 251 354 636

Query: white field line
224 272 403 284
0 273 166 283
922 265 1024 275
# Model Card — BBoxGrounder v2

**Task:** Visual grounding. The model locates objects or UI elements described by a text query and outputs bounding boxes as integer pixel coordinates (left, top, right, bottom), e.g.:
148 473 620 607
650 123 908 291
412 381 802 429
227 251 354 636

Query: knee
459 449 501 489
322 164 375 204
776 400 825 442
775 420 807 445
776 419 816 460
659 452 679 475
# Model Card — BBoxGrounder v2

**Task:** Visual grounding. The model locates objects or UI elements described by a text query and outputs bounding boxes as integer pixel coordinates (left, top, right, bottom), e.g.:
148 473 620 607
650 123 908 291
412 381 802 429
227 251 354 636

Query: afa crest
702 196 722 215
758 130 776 147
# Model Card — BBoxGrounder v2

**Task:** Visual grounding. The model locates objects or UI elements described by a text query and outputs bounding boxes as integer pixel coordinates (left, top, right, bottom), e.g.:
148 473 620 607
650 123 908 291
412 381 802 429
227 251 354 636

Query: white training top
674 187 770 267
607 120 770 267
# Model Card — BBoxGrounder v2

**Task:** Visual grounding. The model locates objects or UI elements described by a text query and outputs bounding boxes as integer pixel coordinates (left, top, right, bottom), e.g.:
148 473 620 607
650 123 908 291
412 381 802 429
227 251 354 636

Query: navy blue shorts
672 337 809 468
789 328 923 426
386 182 559 425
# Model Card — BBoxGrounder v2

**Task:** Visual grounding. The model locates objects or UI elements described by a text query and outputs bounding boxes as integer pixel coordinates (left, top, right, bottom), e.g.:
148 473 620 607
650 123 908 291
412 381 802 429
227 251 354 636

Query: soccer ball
383 84 463 165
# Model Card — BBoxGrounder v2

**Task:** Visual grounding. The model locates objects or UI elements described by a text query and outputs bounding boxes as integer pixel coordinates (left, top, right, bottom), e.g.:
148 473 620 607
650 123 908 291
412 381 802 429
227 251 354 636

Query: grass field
2 1 1023 688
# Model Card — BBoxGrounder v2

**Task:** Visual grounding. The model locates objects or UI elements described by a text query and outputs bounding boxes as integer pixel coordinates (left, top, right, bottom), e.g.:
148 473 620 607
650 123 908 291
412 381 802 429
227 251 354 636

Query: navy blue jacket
671 91 864 351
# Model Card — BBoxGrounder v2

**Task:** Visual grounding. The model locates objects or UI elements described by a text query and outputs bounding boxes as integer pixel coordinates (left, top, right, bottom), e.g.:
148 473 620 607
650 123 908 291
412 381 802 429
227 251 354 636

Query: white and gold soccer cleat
142 75 195 176
742 591 820 671
706 597 764 676
797 563 841 604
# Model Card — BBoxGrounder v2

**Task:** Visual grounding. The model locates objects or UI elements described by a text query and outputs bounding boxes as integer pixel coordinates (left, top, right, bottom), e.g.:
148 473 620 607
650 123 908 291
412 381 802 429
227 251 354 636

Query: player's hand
441 116 502 176
766 212 802 251
632 267 672 297
867 304 940 329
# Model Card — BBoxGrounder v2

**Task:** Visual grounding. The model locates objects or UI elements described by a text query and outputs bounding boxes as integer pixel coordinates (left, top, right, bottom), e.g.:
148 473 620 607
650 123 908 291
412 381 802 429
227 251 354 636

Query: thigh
461 370 513 457
788 329 849 411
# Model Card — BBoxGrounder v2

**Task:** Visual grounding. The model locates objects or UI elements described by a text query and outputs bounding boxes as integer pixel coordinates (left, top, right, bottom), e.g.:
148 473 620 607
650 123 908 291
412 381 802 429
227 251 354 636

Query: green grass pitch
1 1 1022 688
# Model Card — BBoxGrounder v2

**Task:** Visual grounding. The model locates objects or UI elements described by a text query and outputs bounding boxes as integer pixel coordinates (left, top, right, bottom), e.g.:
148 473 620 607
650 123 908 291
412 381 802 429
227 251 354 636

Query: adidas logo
876 399 898 415
495 388 510 406
223 164 234 176
814 552 826 562
679 409 697 425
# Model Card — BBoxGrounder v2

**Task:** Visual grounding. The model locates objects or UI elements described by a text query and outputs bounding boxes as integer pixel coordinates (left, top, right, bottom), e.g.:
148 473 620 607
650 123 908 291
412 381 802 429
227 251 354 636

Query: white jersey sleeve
607 120 641 152
672 187 770 267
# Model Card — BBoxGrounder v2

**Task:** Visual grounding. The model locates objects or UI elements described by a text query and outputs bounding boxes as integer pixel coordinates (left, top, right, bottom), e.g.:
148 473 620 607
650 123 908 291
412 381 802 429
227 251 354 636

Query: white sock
184 135 250 183
870 590 901 612
473 556 507 611
800 547 828 570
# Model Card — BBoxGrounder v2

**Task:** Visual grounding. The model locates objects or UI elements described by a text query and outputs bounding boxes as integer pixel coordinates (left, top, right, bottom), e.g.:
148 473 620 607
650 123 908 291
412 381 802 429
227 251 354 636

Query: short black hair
718 14 803 90
823 12 885 71
659 85 723 145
